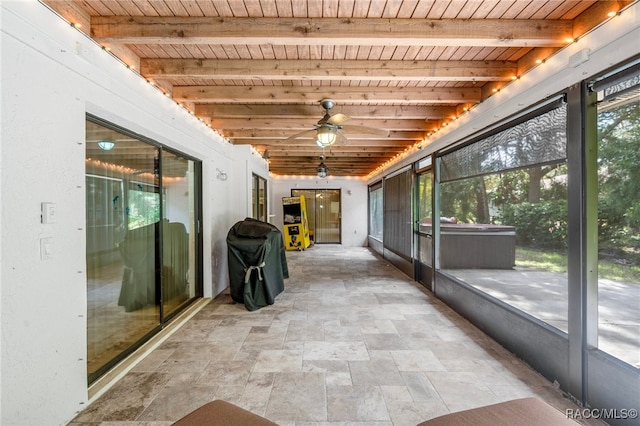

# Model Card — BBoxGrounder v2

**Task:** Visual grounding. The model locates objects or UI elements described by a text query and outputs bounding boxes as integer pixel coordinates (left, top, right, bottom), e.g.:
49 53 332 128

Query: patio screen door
291 189 341 243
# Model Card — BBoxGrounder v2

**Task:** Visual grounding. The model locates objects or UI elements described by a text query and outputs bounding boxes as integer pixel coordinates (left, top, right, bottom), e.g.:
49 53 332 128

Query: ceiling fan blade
284 129 318 141
336 131 350 146
327 113 350 125
340 124 388 136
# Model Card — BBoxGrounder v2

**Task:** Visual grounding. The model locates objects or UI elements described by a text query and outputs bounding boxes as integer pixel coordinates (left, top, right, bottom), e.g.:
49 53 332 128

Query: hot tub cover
227 218 288 311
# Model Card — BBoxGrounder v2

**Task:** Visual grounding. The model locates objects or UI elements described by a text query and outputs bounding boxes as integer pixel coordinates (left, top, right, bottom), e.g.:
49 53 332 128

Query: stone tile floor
70 245 602 425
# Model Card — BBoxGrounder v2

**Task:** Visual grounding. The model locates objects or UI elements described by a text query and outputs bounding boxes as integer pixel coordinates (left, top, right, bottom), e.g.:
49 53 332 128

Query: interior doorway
291 189 341 243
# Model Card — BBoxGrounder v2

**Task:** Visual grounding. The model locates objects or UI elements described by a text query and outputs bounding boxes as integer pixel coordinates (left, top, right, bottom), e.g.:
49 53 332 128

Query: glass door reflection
85 117 201 383
86 126 161 382
292 189 341 243
161 151 198 319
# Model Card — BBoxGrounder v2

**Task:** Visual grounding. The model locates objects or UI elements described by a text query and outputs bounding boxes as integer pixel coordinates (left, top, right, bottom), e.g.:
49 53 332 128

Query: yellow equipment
282 196 311 250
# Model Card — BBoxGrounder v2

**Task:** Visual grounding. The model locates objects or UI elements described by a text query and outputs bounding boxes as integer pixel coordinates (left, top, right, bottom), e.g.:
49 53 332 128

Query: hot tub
421 223 516 269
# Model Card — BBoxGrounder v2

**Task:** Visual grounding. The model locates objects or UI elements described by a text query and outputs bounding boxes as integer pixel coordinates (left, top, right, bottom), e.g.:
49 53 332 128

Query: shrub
499 201 568 250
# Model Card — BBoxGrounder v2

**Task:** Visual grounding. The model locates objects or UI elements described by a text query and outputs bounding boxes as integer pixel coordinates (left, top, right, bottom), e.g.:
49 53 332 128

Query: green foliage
490 169 529 206
539 164 569 200
442 167 569 250
127 189 160 230
516 247 567 273
490 164 568 208
597 101 640 254
517 247 640 284
500 200 568 249
597 250 640 283
417 173 433 220
440 176 486 223
438 98 638 263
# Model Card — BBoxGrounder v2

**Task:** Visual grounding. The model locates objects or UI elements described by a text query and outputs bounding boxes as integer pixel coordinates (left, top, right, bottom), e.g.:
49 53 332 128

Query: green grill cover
227 218 289 311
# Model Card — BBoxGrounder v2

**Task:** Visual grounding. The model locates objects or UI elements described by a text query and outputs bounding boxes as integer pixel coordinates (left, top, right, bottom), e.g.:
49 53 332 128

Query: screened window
369 183 383 241
438 100 569 332
591 62 640 367
384 169 412 260
417 167 433 231
441 104 567 182
416 169 433 267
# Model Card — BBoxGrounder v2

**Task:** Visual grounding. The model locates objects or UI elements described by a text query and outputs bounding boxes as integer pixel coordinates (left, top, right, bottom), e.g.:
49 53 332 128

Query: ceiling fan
316 155 329 178
315 154 357 178
286 99 388 148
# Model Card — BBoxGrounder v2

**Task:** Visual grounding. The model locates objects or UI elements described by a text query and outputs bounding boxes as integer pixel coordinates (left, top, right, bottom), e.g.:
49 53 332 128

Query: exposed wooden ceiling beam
269 155 393 163
258 145 406 154
174 85 481 104
269 164 391 174
141 59 517 82
45 0 623 179
91 17 573 48
212 118 432 130
230 136 420 147
194 104 457 120
271 161 377 168
269 164 375 176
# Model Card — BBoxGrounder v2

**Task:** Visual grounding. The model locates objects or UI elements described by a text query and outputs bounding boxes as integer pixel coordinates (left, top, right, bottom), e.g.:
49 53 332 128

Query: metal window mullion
432 157 441 294
157 148 165 322
566 82 589 402
584 85 599 351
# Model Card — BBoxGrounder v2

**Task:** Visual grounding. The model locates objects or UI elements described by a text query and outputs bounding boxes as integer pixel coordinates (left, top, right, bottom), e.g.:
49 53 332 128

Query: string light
86 159 186 183
60 11 229 145
64 2 631 183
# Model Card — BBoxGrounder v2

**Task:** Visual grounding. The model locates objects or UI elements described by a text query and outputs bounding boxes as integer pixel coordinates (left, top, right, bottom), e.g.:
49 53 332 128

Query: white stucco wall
211 144 270 296
0 1 267 424
270 176 369 247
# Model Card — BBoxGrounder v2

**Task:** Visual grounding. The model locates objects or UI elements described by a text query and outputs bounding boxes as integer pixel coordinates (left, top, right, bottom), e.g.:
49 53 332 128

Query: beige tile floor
70 245 602 425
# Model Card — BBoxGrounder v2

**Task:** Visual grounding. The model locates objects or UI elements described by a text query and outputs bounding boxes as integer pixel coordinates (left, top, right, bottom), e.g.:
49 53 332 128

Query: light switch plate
41 202 57 224
40 237 53 260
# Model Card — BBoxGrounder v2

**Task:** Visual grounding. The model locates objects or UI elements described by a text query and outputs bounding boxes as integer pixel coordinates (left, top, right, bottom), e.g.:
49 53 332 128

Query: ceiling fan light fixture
98 140 116 151
316 126 337 147
317 162 328 178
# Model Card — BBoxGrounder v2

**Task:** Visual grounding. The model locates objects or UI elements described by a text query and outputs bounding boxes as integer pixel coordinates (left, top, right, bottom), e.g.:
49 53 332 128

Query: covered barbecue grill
226 218 289 311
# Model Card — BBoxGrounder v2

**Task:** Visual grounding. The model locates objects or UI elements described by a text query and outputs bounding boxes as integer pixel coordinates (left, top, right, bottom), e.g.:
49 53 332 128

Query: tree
597 99 640 253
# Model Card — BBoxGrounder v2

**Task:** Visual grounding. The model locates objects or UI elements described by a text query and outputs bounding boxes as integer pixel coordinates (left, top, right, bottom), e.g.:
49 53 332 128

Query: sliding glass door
161 152 200 319
85 116 201 383
291 189 341 243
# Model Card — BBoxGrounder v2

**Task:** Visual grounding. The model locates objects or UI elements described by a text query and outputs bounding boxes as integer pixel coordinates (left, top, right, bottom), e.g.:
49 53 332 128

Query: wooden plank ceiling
44 0 630 177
